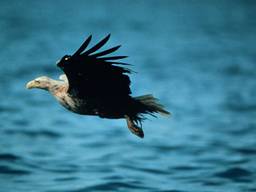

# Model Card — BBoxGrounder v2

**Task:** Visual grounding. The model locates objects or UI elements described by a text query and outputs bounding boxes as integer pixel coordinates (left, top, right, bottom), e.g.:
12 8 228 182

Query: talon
125 115 144 138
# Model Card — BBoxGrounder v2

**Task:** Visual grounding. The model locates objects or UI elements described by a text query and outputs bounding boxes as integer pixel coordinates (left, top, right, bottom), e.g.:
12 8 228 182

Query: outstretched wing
57 34 132 101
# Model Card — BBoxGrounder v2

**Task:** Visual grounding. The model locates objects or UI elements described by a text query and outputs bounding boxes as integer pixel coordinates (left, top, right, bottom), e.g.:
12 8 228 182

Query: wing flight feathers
57 34 132 98
73 35 92 57
105 61 131 66
91 45 121 58
98 56 128 61
82 34 111 56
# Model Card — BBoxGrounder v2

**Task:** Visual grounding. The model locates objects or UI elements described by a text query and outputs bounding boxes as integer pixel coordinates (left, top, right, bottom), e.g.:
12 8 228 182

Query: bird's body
52 81 82 114
26 35 170 138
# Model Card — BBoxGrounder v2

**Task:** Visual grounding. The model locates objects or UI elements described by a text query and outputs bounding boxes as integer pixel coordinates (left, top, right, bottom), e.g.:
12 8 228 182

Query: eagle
26 34 170 138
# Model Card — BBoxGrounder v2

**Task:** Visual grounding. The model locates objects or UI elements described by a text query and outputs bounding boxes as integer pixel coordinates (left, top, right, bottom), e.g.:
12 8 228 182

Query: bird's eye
64 57 69 61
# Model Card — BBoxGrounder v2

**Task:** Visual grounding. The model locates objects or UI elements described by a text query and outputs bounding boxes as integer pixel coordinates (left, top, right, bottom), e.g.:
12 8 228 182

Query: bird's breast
53 92 96 115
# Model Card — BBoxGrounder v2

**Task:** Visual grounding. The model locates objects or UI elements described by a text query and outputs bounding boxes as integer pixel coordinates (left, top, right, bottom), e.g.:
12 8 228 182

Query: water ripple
0 165 30 175
0 153 21 161
4 129 61 139
214 167 252 181
72 181 154 192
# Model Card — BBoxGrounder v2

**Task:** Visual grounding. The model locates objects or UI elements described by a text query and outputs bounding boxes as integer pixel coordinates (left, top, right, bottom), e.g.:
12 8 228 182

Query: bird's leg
124 115 144 138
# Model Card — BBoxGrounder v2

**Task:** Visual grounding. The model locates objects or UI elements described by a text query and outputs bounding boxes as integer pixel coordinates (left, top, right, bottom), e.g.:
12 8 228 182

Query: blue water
0 1 256 191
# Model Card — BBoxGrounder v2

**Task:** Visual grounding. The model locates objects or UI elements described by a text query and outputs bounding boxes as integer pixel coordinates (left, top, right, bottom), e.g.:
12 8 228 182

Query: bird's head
26 76 52 90
56 55 72 69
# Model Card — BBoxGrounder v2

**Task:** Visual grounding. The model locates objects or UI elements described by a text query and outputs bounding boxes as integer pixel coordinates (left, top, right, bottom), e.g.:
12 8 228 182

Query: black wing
57 34 132 101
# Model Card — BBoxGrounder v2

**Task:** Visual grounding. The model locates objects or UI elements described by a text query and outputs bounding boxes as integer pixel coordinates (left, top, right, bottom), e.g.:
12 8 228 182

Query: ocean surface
0 1 256 191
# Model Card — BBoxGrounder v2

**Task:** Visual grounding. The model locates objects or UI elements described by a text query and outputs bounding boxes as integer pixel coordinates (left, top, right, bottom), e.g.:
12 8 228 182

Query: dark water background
0 0 256 191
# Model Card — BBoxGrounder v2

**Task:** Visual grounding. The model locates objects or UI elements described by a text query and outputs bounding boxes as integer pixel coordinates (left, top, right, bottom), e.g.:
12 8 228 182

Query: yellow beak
26 80 36 89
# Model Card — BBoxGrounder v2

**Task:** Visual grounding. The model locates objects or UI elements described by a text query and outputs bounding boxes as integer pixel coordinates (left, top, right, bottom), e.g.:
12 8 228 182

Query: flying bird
26 34 170 138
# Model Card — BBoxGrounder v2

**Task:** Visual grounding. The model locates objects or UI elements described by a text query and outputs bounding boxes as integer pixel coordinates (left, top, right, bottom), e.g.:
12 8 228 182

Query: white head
26 76 53 91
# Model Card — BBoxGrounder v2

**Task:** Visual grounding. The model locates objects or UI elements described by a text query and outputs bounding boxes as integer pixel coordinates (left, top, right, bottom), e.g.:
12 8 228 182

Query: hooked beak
26 80 36 89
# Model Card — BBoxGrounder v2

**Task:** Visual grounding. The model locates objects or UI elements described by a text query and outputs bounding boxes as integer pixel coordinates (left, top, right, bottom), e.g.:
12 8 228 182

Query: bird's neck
48 80 68 94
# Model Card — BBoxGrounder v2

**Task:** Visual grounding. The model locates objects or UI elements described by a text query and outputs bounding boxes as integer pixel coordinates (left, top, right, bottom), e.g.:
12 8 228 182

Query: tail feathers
125 95 169 138
135 94 171 116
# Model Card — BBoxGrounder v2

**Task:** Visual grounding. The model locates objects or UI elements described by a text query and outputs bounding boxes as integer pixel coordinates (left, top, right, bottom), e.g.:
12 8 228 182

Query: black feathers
90 45 121 58
72 35 92 57
57 34 132 102
82 34 110 56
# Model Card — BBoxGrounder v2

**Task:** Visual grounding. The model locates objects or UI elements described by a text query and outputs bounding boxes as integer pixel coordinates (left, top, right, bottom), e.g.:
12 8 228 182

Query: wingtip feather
82 34 111 56
72 35 92 56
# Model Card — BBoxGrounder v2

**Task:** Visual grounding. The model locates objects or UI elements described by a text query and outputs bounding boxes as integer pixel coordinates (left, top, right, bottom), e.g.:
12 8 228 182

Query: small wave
4 129 61 139
214 167 252 181
153 145 185 153
201 180 224 186
71 181 154 192
12 119 30 126
137 167 169 175
235 148 256 156
54 176 78 182
43 167 77 174
0 105 21 113
222 64 256 77
158 190 187 192
0 165 30 175
0 153 21 161
172 165 201 171
225 103 256 113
